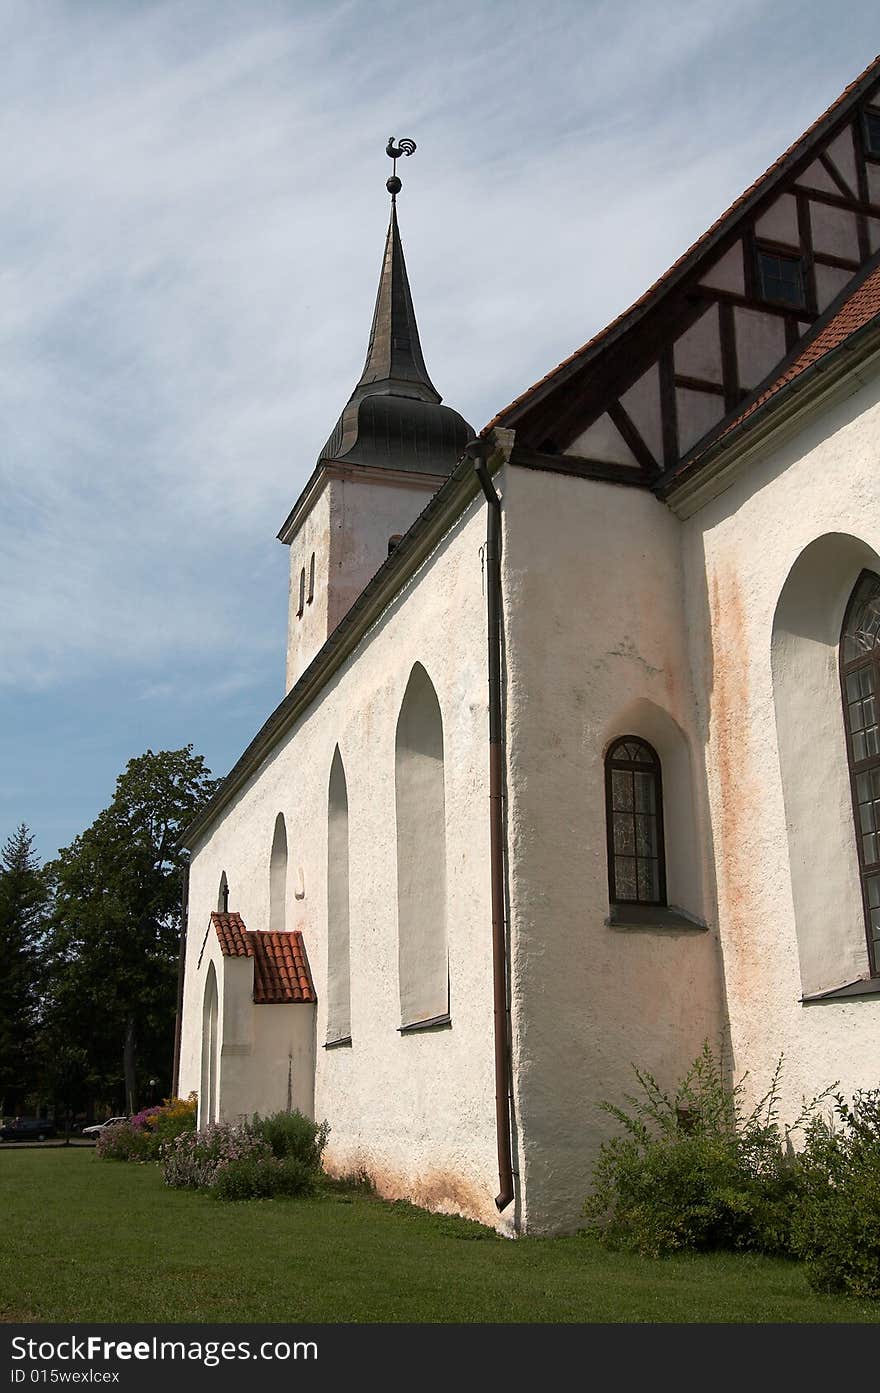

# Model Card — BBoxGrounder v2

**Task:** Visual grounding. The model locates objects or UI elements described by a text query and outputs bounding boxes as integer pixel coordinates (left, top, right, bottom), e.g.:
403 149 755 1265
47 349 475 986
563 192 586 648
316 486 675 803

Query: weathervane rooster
385 137 417 198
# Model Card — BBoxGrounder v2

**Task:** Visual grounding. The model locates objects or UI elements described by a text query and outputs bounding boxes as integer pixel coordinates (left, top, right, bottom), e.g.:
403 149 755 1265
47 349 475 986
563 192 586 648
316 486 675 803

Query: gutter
466 436 515 1213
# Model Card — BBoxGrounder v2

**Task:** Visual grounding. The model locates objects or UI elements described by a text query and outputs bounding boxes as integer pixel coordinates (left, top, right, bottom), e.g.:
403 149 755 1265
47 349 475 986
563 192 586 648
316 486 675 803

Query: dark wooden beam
509 444 649 489
607 400 658 476
718 300 740 415
812 249 862 272
852 114 873 261
673 373 725 396
796 191 818 316
819 150 856 200
689 285 819 322
658 347 678 471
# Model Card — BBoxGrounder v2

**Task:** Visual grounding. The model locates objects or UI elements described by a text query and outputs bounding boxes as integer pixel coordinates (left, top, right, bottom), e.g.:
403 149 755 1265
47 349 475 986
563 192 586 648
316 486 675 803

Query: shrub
212 1154 317 1202
161 1120 269 1190
583 1045 825 1258
97 1096 197 1163
792 1089 880 1299
95 1121 154 1163
151 1094 197 1149
161 1110 329 1201
251 1110 329 1168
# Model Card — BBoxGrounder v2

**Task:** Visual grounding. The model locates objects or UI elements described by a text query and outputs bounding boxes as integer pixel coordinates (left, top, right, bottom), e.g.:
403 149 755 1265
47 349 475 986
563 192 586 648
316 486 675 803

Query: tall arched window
840 570 880 975
269 813 288 933
307 552 315 604
327 747 351 1043
297 567 305 618
199 962 218 1128
605 737 666 906
395 663 448 1027
217 871 229 914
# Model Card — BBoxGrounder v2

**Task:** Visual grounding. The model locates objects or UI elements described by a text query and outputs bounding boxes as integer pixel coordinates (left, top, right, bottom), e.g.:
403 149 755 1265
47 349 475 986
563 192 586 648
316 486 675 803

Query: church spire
316 138 472 476
355 201 441 404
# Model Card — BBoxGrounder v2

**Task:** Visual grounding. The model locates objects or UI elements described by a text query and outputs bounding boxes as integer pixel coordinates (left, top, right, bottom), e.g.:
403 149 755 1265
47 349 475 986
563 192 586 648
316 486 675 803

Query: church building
176 58 880 1234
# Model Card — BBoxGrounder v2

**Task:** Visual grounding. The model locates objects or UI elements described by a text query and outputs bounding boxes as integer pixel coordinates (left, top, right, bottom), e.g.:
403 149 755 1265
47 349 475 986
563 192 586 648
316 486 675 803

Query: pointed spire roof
357 203 442 403
317 201 472 476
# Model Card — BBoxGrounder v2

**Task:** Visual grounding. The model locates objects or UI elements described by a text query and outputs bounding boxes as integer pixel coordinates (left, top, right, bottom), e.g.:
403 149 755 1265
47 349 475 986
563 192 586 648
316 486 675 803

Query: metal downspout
468 438 514 1212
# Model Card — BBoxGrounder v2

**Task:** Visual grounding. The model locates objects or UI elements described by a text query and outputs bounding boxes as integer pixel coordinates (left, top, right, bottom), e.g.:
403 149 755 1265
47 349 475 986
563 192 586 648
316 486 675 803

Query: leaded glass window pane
843 573 880 663
606 738 666 906
841 571 880 976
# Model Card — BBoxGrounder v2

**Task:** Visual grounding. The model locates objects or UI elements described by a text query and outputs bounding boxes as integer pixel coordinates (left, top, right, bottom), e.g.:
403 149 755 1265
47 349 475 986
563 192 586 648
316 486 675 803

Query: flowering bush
161 1120 270 1190
131 1106 163 1131
95 1095 197 1163
96 1120 153 1162
161 1110 329 1200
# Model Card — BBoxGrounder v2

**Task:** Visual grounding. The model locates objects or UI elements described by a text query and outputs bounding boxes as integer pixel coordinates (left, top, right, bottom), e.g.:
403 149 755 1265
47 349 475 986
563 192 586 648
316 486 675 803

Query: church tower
278 142 473 692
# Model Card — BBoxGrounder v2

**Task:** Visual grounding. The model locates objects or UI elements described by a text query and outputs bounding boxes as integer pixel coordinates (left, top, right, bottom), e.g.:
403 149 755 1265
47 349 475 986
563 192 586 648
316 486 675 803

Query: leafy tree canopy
44 746 219 1112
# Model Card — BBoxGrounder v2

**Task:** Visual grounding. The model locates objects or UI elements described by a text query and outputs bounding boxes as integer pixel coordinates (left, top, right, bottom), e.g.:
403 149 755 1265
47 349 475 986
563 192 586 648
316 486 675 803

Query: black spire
317 145 472 476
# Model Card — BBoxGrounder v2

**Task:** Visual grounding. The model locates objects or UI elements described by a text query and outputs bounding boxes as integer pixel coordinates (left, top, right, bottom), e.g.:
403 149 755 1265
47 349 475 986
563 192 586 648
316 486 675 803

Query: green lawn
0 1149 875 1323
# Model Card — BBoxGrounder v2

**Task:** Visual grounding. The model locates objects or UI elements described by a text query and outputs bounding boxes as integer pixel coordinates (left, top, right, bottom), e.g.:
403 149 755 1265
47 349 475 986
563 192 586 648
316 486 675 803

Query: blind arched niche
327 747 351 1043
199 961 219 1128
771 533 880 994
395 663 448 1027
269 812 288 933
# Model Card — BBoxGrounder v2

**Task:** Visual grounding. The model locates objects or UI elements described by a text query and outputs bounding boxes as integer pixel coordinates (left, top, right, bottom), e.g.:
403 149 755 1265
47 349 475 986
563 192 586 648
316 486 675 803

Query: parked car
81 1116 129 1138
0 1117 57 1141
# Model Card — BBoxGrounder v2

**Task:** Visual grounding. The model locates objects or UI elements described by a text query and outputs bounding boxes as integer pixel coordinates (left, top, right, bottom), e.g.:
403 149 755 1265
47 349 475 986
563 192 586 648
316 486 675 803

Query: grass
0 1149 876 1323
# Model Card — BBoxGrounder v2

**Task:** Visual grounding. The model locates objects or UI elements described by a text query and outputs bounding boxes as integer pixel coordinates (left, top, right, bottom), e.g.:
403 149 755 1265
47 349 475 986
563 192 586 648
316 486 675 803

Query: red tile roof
252 930 316 1005
485 54 880 433
211 912 316 1005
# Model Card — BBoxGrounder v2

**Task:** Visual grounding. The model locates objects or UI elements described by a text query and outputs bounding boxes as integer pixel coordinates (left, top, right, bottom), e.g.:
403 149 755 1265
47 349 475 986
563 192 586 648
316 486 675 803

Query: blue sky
2 0 878 863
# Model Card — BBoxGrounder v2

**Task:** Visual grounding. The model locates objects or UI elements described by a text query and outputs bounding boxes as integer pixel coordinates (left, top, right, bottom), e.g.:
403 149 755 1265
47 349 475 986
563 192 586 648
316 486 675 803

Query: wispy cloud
0 0 877 849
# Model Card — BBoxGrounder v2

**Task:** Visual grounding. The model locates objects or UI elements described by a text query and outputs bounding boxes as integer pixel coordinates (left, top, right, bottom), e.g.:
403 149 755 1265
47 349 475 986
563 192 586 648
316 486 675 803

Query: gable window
756 247 805 309
840 570 880 975
297 566 305 618
863 108 880 158
605 737 666 906
307 552 315 604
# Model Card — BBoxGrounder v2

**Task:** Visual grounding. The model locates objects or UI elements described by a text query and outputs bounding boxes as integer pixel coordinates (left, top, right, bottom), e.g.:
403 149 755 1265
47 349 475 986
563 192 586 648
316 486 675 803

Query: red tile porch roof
211 911 316 1004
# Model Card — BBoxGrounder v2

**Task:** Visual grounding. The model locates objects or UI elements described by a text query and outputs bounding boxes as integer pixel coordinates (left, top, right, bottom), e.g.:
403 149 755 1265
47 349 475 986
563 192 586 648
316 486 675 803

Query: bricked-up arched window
605 737 666 906
840 570 880 975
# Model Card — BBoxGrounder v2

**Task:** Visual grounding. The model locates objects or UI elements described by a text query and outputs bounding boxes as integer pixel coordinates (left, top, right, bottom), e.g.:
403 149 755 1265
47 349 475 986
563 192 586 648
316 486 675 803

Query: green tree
44 747 219 1114
0 824 48 1113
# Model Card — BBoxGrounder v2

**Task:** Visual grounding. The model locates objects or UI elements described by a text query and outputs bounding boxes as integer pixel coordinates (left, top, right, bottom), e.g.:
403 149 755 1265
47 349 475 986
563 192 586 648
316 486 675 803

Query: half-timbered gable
489 55 880 489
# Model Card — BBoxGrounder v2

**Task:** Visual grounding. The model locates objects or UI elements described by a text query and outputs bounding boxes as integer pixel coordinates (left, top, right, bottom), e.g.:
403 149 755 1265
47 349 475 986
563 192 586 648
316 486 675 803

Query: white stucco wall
180 484 507 1229
681 361 880 1122
501 466 725 1234
284 469 442 692
194 931 316 1125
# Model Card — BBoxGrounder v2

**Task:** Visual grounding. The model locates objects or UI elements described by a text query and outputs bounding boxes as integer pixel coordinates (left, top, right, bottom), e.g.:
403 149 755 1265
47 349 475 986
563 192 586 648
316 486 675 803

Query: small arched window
840 570 880 975
217 871 229 914
605 737 666 906
297 566 305 618
388 534 403 555
307 553 315 604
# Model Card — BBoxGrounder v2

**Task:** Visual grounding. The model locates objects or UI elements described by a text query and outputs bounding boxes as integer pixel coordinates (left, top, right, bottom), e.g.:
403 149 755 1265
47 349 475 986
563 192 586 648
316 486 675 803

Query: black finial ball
386 175 402 196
